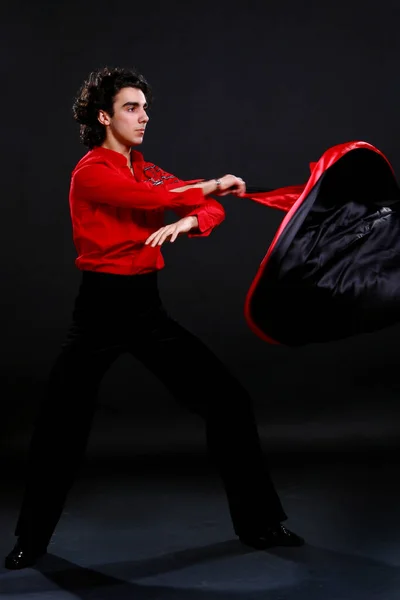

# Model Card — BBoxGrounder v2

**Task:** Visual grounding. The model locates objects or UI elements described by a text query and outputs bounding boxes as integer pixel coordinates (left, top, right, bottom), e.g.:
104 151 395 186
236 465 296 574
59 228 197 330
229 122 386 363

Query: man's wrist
214 178 221 191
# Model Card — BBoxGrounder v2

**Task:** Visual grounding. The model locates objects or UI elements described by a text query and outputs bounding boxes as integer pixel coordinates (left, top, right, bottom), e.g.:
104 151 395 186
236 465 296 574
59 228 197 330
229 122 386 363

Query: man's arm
170 174 246 197
72 164 207 210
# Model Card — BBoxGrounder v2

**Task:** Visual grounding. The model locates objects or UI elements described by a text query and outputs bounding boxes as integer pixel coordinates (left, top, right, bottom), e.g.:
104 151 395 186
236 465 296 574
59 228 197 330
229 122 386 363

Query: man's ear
98 110 111 126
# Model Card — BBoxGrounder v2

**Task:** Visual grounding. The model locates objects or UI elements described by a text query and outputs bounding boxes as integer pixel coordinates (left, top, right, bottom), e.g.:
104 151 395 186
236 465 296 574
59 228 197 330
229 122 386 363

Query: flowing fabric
243 141 400 346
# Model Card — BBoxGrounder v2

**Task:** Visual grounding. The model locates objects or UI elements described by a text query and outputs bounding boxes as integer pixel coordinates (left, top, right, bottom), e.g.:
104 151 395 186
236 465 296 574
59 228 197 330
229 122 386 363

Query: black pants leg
13 270 162 546
126 309 287 534
14 336 122 546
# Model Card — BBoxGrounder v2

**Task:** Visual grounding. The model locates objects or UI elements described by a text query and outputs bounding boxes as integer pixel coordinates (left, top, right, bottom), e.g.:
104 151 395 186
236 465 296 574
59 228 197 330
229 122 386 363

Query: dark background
3 0 400 459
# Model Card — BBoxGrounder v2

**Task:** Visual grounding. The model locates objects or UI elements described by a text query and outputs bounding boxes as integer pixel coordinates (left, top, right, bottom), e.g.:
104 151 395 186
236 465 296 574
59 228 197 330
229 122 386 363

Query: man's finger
146 226 165 244
148 234 160 246
150 232 164 247
145 233 156 245
157 230 173 245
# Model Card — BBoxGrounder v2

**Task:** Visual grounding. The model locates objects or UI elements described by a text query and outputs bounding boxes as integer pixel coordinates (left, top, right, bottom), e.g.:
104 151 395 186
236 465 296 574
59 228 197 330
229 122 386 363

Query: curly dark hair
72 66 152 149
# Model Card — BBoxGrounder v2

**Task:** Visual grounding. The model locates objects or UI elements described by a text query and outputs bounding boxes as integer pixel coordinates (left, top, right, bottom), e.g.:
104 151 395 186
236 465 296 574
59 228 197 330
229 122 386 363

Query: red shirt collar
92 146 144 166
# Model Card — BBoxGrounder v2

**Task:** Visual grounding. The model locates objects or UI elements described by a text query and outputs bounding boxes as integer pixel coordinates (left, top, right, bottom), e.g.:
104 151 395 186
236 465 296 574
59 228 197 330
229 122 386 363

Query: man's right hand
214 174 246 197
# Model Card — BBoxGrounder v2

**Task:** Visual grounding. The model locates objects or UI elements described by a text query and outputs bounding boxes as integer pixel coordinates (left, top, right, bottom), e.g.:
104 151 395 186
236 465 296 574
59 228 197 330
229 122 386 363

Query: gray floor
1 407 400 599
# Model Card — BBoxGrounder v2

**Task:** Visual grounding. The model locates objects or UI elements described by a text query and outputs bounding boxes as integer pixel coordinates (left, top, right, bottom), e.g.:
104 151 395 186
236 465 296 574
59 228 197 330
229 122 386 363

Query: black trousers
15 270 286 546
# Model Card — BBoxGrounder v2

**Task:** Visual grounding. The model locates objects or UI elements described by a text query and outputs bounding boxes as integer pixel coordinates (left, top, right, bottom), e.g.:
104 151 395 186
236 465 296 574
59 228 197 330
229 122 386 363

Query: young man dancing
5 66 303 570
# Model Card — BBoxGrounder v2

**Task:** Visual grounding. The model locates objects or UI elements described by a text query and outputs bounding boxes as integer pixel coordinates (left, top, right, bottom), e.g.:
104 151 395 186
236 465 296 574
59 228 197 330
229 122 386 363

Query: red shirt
69 146 225 275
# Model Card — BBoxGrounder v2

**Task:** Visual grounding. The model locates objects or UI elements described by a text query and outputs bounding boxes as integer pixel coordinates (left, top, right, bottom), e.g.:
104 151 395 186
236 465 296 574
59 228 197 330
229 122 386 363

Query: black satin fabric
249 148 400 345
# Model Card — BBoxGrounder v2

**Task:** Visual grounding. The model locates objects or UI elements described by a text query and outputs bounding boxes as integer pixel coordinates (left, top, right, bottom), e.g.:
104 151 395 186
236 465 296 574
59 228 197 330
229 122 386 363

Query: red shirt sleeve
159 176 225 236
172 199 226 237
71 163 206 210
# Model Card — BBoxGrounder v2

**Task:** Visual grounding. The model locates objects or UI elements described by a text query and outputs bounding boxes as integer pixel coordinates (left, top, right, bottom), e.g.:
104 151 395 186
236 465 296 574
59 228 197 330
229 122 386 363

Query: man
5 66 303 570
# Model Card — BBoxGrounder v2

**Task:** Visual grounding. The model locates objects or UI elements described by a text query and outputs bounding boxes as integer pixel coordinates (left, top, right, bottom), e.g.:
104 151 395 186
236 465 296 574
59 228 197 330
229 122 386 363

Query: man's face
100 87 149 147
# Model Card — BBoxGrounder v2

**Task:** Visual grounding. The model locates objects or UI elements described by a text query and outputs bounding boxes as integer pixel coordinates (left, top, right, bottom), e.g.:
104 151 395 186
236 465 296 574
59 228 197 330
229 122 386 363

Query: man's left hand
145 216 198 247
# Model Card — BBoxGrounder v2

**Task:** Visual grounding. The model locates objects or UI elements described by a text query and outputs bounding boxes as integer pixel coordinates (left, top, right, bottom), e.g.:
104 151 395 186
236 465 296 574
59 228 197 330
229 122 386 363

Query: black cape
243 141 400 346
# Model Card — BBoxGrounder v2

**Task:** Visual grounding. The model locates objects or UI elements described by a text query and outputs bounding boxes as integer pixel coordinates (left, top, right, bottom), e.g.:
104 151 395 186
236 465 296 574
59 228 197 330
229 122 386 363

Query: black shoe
4 539 47 570
238 523 305 550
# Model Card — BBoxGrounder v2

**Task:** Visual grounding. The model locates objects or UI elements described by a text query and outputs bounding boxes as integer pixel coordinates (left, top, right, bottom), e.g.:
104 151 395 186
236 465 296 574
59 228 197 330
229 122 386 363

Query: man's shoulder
72 148 118 177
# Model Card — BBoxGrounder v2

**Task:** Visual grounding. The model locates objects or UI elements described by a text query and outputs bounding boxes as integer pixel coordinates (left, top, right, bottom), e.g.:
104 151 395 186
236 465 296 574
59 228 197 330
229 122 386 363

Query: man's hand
214 174 246 197
145 216 198 247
